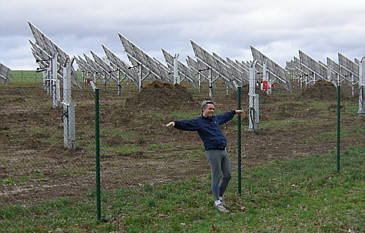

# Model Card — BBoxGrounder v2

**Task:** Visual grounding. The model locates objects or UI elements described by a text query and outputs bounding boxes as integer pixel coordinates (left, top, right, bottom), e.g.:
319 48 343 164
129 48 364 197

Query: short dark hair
201 100 215 111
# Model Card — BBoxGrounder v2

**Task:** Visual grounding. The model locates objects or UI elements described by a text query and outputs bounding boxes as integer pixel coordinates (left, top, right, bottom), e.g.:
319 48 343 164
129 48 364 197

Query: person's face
203 103 215 118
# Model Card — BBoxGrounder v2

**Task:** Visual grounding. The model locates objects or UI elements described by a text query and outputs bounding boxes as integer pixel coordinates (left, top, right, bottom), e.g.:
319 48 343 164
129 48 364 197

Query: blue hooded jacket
174 110 236 151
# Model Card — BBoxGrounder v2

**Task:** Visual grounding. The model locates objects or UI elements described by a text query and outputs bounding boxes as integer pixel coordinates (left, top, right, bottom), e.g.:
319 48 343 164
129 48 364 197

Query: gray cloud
0 0 364 70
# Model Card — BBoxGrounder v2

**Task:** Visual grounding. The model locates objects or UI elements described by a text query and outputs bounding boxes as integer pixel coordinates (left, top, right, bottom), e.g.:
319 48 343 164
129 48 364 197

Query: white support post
248 61 259 132
138 64 142 93
359 57 365 116
62 59 76 149
208 69 213 98
51 54 58 108
313 73 316 84
47 68 51 94
225 81 229 96
173 54 179 85
351 74 355 97
117 69 121 96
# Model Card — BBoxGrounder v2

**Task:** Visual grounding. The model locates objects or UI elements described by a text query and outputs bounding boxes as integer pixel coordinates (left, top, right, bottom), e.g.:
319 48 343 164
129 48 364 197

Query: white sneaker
214 200 229 213
219 197 227 207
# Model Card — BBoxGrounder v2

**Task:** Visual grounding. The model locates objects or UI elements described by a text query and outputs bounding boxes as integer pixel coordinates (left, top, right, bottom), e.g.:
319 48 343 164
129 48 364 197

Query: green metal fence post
95 88 101 221
237 86 242 196
336 86 341 173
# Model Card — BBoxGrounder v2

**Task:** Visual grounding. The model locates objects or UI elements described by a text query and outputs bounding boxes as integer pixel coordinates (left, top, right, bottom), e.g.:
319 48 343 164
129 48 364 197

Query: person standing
166 100 243 213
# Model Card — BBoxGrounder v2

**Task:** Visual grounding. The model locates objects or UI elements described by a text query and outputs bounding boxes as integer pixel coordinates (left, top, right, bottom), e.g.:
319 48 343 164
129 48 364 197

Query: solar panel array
0 63 11 85
186 55 210 79
119 33 171 83
161 49 197 87
28 22 69 68
338 53 359 79
191 40 233 84
298 50 325 81
90 51 118 81
102 45 138 83
250 46 291 91
28 22 81 89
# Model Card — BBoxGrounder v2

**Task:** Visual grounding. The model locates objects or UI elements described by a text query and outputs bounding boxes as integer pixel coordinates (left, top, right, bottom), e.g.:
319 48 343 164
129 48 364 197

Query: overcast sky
1 0 364 70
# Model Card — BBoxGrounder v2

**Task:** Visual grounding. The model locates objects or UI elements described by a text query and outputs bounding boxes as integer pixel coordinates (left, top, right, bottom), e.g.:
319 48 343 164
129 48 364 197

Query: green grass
314 126 365 140
1 170 46 186
8 70 42 84
260 119 304 130
1 145 364 232
148 143 174 151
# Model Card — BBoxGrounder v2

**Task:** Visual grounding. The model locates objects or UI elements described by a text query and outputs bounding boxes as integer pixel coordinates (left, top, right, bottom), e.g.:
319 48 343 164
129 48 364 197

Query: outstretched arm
217 109 244 125
165 119 200 131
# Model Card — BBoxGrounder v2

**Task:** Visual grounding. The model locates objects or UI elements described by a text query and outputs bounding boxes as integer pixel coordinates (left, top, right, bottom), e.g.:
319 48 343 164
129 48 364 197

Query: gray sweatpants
205 149 232 201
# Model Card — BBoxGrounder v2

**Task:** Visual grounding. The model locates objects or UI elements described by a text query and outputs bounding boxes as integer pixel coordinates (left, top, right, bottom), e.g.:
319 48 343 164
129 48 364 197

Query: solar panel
119 33 171 82
299 51 320 74
186 56 204 75
127 54 156 80
102 45 138 82
286 57 307 80
28 22 69 65
318 61 328 80
84 54 104 73
77 55 96 73
224 56 249 83
75 57 87 72
29 40 50 61
327 57 351 85
298 50 326 81
90 51 118 79
162 49 197 85
338 53 359 78
0 63 11 84
327 57 341 75
190 40 232 83
250 46 291 90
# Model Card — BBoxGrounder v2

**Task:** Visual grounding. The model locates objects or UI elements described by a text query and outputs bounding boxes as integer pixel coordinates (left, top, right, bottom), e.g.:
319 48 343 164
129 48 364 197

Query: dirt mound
299 83 343 101
144 80 185 89
314 80 335 87
125 80 198 110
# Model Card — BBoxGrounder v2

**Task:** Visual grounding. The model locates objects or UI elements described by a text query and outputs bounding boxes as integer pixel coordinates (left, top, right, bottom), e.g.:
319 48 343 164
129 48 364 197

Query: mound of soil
299 81 343 101
125 80 198 110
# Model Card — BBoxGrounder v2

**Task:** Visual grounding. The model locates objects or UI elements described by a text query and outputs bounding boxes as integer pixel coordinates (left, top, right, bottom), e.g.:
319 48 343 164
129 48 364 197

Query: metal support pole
359 57 365 116
117 70 121 96
237 86 242 196
173 54 179 85
51 55 58 108
62 60 75 150
208 69 213 98
336 86 341 173
138 65 142 93
359 87 365 115
351 74 354 97
95 88 101 221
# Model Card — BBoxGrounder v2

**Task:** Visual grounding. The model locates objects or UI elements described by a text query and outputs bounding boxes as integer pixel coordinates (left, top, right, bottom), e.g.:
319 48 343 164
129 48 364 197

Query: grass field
0 146 364 232
1 75 365 232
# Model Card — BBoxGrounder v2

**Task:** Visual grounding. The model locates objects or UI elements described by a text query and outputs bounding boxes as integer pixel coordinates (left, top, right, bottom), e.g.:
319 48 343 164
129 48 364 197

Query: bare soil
0 81 364 207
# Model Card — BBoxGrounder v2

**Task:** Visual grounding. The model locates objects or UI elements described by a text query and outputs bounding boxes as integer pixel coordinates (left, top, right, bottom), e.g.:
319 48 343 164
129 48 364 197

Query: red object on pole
86 78 90 84
262 81 268 91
